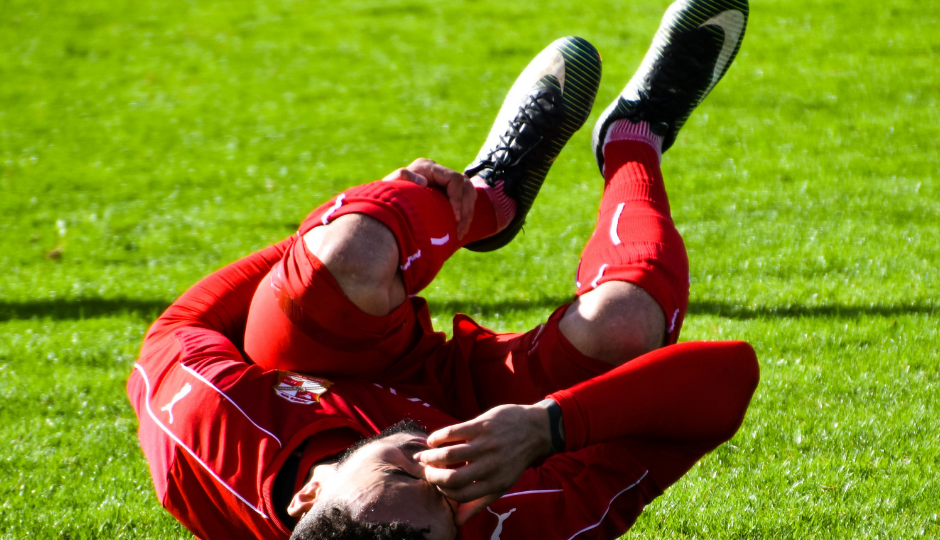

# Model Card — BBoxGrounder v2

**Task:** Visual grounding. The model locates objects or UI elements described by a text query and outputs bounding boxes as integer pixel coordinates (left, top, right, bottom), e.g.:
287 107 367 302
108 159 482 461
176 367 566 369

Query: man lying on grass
128 1 757 538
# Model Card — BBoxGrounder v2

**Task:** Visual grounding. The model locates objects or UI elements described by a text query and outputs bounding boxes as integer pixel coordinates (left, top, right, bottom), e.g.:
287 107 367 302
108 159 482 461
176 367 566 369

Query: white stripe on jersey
565 470 648 540
134 363 270 519
180 364 282 447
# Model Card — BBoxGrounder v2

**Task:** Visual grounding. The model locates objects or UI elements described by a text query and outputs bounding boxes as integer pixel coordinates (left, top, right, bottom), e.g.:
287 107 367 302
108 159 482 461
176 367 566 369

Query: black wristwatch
539 398 565 454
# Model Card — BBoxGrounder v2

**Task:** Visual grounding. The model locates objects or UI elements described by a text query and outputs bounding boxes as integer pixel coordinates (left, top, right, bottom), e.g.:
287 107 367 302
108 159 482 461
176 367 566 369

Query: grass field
1 0 938 537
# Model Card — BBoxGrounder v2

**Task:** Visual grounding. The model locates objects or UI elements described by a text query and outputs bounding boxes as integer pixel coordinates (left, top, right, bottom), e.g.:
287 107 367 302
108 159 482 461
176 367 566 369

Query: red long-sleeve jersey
128 238 758 540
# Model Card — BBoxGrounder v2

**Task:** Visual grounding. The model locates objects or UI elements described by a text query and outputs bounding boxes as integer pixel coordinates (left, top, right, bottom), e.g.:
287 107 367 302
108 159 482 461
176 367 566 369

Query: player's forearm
147 236 294 340
548 341 759 452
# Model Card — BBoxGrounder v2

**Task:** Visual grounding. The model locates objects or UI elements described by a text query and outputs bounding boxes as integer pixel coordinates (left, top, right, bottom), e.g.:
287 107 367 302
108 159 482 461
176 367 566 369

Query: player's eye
390 468 422 481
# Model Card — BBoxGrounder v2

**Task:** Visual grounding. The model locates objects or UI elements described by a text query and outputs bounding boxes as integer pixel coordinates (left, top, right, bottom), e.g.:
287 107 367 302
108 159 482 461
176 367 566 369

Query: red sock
469 178 517 234
576 121 690 343
461 183 508 247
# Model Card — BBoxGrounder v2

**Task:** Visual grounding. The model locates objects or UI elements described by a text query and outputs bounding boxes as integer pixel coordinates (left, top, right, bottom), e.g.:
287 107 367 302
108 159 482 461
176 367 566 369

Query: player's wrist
514 404 551 459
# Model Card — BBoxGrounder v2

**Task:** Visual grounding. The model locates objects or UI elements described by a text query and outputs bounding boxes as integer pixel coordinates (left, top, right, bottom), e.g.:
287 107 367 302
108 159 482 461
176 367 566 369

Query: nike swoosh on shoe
701 10 746 95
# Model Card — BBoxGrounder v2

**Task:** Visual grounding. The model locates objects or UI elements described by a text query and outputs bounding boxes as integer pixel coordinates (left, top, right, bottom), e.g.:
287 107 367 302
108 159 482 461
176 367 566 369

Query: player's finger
381 168 406 182
403 158 450 186
424 160 468 192
382 167 428 187
387 167 429 187
444 173 465 224
423 459 499 492
434 166 469 224
427 421 483 447
426 163 467 224
457 177 476 240
454 494 502 526
408 159 467 223
414 443 479 467
404 157 437 175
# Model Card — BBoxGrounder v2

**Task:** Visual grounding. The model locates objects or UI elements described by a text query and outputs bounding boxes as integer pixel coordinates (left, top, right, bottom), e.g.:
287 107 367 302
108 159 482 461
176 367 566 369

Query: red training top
127 237 759 540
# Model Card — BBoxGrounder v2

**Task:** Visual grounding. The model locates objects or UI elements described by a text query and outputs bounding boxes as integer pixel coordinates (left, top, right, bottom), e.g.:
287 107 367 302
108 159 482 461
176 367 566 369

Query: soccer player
127 1 757 539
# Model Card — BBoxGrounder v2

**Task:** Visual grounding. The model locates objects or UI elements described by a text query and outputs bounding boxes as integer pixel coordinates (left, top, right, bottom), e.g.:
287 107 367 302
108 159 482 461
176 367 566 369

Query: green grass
1 0 938 537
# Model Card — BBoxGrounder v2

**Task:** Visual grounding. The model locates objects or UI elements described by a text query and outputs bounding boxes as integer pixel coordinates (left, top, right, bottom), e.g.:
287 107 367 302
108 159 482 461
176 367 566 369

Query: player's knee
728 341 761 398
303 214 405 316
559 281 666 365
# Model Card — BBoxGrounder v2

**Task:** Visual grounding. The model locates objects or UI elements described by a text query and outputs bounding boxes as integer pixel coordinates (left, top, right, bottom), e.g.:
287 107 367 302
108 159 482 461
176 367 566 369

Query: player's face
324 432 458 539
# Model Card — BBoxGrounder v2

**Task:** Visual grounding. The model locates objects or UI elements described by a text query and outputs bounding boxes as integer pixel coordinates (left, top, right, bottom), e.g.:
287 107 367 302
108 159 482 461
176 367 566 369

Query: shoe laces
477 85 560 192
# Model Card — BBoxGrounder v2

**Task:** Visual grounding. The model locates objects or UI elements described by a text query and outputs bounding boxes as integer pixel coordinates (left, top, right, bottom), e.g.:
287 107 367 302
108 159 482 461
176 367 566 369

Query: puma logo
486 507 516 540
160 383 192 424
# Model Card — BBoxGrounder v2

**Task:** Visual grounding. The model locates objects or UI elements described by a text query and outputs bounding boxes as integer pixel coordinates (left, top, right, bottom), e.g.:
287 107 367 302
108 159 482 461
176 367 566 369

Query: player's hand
382 158 476 240
413 403 554 525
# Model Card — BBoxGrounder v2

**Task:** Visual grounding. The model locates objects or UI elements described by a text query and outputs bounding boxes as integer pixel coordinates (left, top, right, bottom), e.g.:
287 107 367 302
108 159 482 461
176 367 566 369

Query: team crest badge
273 372 332 405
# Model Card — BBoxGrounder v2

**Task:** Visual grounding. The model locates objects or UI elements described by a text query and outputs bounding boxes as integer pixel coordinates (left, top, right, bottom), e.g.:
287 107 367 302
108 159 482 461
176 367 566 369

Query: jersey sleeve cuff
547 389 587 453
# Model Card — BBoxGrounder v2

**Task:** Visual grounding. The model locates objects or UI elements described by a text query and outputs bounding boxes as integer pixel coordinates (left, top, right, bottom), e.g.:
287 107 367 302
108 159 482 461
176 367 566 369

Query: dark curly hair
290 502 431 540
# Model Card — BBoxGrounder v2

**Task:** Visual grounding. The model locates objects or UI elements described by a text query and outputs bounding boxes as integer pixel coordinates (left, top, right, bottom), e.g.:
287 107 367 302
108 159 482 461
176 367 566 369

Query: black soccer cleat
464 36 602 252
592 0 749 174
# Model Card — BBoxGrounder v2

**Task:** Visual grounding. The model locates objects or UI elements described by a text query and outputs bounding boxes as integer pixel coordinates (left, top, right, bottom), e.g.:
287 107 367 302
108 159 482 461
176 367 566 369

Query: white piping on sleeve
500 488 564 499
180 364 282 447
566 470 648 540
134 364 270 519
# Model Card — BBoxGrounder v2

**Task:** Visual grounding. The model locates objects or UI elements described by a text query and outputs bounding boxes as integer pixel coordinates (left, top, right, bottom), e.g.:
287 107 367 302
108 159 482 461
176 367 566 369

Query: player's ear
287 480 322 518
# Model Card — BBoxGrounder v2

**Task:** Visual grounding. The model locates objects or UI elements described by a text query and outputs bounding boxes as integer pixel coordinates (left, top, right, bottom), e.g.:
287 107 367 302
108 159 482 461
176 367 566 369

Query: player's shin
575 127 690 347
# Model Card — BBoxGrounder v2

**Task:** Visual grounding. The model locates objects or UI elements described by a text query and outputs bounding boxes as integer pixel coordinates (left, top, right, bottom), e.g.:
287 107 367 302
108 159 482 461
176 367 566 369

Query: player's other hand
382 158 476 240
414 403 554 525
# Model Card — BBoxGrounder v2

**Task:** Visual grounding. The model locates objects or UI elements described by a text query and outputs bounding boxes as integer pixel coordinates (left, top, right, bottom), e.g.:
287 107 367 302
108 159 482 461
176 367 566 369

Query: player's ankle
600 120 665 182
603 120 664 168
472 176 517 233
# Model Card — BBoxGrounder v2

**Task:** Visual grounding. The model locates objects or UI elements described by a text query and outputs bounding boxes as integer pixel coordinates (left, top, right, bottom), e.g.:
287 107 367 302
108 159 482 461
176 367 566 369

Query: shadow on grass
421 298 938 321
0 297 935 323
426 296 573 317
0 298 170 322
689 301 938 320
